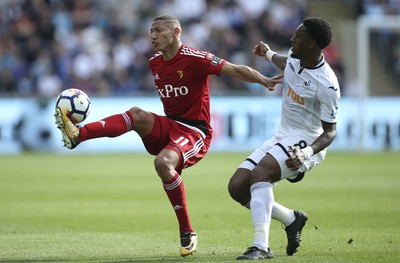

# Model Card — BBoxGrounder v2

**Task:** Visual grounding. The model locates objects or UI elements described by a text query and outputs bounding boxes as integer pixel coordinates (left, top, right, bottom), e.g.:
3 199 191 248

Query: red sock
78 111 134 142
163 173 193 233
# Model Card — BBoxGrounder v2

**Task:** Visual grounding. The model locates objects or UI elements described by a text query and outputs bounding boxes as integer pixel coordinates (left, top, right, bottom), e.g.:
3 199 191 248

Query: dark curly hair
303 17 332 49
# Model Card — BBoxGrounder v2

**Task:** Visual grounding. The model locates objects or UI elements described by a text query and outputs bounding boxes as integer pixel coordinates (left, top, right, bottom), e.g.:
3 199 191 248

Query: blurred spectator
0 68 17 94
323 43 346 91
0 0 314 98
36 67 63 97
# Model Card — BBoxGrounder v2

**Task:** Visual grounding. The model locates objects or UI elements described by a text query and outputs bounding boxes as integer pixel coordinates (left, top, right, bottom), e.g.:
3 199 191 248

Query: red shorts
141 114 212 171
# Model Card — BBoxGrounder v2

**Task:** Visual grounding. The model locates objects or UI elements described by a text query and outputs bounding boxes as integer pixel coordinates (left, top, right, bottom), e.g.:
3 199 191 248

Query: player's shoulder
180 45 209 59
181 45 225 67
317 63 340 97
319 62 339 86
149 52 163 63
148 45 209 64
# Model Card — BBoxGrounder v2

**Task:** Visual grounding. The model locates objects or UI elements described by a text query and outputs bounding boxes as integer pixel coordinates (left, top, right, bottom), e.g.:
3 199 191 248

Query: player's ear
173 27 181 37
308 39 317 49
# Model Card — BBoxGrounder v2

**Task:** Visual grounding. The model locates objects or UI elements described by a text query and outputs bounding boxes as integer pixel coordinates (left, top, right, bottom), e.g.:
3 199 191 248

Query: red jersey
149 45 225 136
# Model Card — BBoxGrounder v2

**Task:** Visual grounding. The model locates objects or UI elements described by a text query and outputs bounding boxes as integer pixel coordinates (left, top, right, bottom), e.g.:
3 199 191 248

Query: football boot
180 231 197 257
236 246 273 260
54 107 80 149
285 210 308 255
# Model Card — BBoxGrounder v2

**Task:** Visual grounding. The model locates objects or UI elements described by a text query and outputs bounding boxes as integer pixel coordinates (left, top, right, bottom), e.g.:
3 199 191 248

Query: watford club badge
177 70 183 79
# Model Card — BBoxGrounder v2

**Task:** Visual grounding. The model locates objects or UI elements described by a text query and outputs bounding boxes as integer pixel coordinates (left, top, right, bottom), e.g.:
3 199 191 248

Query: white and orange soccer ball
55 88 91 124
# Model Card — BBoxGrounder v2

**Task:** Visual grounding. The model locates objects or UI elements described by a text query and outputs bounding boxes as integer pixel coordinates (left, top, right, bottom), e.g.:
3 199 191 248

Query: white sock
271 202 295 226
250 182 274 251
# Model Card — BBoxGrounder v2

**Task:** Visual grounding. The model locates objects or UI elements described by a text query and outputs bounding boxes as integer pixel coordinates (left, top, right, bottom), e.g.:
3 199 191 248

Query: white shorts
239 134 326 181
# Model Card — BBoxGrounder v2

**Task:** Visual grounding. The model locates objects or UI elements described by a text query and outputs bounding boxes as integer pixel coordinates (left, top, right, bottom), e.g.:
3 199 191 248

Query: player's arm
307 121 337 155
220 61 283 91
252 41 287 71
286 121 337 170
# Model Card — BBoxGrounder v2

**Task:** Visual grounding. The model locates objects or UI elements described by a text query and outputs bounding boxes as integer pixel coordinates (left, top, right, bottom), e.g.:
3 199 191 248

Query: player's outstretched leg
236 246 274 260
180 231 197 257
54 107 80 149
285 210 308 255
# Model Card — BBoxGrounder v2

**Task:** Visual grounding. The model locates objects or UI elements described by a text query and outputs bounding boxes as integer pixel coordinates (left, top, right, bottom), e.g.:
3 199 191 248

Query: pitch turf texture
0 152 399 262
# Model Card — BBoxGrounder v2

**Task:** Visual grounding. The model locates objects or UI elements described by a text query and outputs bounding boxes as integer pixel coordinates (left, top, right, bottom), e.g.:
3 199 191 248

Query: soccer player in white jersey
228 17 340 260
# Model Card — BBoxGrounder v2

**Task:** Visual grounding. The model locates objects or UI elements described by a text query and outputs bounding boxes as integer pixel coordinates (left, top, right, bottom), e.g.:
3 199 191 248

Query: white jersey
239 50 341 178
277 50 340 141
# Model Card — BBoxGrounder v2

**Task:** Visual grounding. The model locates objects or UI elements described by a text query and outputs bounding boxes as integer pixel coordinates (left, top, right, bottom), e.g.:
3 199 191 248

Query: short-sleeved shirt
149 45 226 137
145 45 225 170
277 50 340 141
240 50 341 178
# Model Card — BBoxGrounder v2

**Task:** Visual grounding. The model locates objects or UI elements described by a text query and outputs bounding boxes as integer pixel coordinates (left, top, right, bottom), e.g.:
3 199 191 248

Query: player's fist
252 41 270 57
285 146 305 171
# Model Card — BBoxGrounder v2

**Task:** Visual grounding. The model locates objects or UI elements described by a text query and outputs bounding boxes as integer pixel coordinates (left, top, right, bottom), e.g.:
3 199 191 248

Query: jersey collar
298 55 325 74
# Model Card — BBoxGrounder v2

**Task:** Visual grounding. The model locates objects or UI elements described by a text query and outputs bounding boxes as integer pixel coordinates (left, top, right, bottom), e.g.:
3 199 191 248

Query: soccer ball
56 88 91 124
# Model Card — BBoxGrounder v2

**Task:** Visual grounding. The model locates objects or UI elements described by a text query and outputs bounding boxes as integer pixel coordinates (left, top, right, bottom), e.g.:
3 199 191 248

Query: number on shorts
174 136 190 147
293 140 307 149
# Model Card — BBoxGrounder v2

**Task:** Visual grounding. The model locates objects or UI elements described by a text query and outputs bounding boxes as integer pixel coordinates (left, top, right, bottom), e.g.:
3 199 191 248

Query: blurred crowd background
356 0 400 95
0 0 399 98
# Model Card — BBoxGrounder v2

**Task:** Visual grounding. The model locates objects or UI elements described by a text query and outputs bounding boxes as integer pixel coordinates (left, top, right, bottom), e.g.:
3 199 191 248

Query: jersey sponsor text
157 84 189 98
287 86 304 105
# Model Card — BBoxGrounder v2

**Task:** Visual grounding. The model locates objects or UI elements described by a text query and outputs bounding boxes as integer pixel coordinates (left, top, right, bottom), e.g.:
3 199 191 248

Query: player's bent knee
128 107 153 130
227 176 239 195
227 180 236 198
228 178 248 206
154 153 178 181
154 155 168 172
128 106 143 120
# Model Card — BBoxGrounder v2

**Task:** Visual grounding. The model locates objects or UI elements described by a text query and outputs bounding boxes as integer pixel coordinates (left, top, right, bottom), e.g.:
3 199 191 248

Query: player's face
150 21 176 52
290 24 314 59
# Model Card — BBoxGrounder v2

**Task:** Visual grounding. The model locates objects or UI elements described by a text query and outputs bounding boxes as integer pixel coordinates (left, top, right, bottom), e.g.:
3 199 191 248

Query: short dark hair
153 14 181 30
303 17 332 49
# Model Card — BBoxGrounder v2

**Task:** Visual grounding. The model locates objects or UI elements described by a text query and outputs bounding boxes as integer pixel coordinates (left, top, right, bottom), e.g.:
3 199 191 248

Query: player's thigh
251 153 281 183
128 106 154 136
168 123 210 170
237 139 281 183
238 139 274 170
268 136 306 180
141 114 172 155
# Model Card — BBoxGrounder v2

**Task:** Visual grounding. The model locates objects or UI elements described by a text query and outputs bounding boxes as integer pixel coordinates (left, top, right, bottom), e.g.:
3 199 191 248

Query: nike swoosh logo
174 205 184 210
183 241 196 250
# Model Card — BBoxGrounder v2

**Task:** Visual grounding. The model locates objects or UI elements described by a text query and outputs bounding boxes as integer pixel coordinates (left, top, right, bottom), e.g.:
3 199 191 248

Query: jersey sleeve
202 52 226 75
319 75 340 124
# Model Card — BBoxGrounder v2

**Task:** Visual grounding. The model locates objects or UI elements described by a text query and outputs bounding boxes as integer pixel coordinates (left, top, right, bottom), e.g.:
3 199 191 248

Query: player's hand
285 146 306 171
263 72 284 91
252 41 270 57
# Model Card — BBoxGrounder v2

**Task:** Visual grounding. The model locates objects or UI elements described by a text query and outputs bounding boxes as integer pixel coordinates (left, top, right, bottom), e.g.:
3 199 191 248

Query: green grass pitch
0 152 399 262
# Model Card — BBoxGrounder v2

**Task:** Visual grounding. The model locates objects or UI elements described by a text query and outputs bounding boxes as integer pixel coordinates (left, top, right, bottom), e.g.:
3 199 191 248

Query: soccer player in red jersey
54 14 282 257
